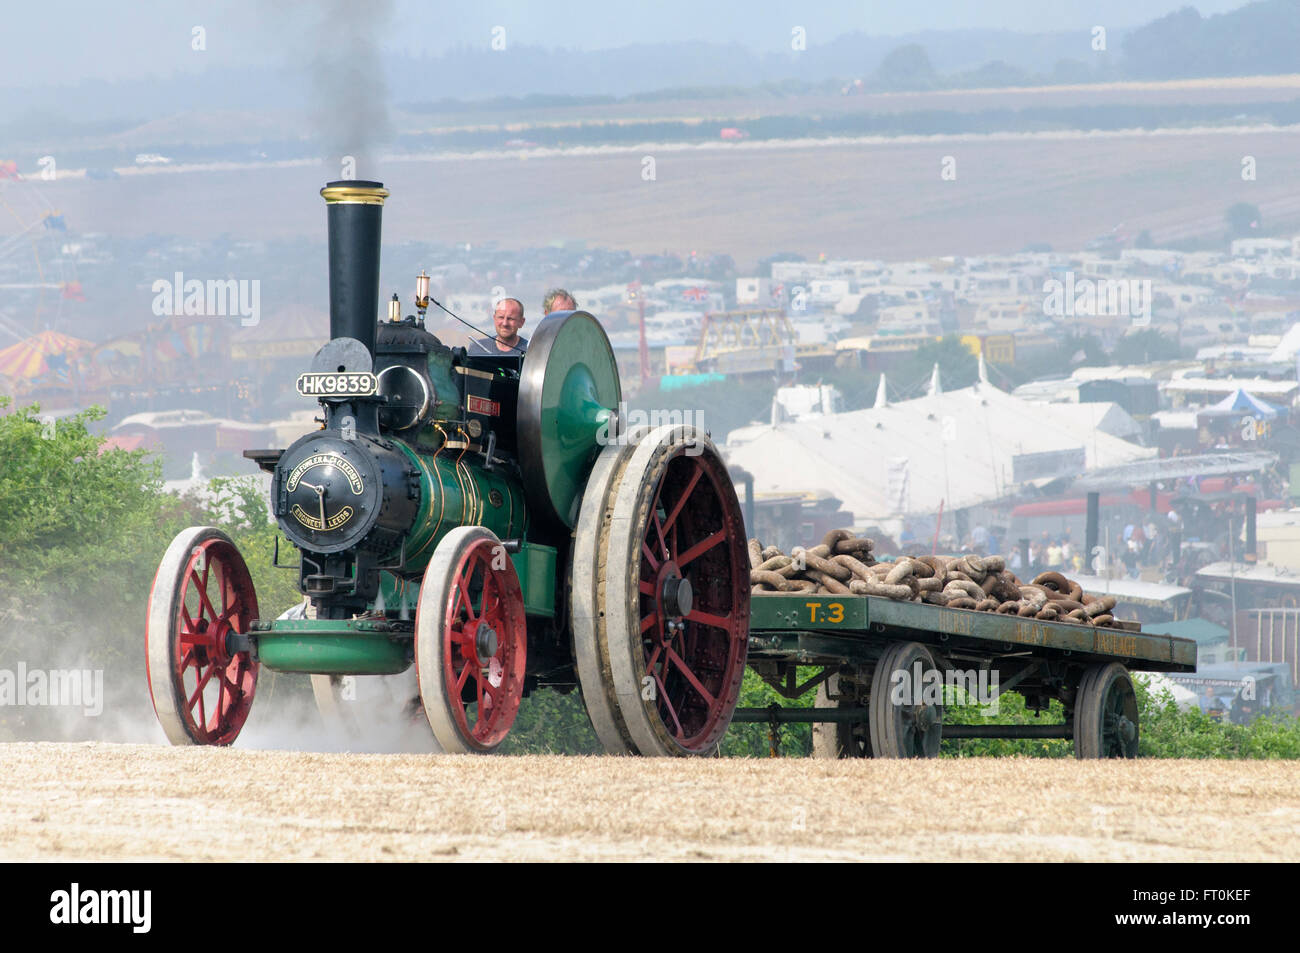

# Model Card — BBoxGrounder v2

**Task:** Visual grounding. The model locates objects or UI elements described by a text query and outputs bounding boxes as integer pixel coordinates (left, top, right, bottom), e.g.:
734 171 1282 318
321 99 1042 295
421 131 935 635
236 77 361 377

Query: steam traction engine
145 181 750 755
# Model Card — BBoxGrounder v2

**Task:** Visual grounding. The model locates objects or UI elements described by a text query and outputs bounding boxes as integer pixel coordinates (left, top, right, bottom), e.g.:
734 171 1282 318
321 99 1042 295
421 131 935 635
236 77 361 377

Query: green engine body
252 309 617 677
246 177 621 680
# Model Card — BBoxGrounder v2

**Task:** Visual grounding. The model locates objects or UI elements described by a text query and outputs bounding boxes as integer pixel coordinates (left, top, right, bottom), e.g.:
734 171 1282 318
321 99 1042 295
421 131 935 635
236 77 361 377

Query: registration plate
296 372 378 397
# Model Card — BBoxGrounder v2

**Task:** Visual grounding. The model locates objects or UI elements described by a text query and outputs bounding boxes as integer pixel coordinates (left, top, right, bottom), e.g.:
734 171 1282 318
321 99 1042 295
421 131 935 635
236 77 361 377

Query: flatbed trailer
735 593 1197 759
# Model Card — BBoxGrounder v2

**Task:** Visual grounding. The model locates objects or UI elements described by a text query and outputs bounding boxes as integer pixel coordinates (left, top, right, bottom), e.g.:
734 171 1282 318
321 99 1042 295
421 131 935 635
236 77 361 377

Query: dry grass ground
1 743 1295 861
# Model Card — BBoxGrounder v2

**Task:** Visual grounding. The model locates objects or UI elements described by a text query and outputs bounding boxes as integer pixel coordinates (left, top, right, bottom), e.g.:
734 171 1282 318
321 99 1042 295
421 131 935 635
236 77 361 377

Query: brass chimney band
320 184 390 206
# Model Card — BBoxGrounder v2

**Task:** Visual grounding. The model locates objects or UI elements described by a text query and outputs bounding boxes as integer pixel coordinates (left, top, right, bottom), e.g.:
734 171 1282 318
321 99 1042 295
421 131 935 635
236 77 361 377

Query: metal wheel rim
870 642 943 758
1074 663 1140 759
1099 670 1140 758
570 433 647 754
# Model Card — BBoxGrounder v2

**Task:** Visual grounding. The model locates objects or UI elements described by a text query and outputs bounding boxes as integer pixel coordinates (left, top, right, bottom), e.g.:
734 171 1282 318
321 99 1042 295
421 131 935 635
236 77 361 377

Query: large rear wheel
570 435 643 754
598 425 750 756
146 527 259 746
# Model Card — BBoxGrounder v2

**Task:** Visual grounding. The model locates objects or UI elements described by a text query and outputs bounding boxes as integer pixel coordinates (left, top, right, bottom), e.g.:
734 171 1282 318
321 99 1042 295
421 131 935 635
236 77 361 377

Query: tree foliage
498 687 603 755
1116 329 1181 363
871 44 939 92
940 677 1300 759
894 334 979 393
722 667 814 757
0 400 190 672
1225 201 1262 237
1122 1 1300 80
1134 678 1300 759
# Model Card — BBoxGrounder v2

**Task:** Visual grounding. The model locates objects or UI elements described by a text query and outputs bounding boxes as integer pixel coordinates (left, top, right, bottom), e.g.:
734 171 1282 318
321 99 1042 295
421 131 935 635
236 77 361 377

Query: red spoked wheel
415 526 528 753
601 425 750 756
146 527 260 746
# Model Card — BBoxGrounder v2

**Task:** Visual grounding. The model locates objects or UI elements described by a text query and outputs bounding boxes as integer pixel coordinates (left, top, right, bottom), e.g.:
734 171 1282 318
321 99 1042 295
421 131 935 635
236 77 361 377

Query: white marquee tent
724 377 1156 529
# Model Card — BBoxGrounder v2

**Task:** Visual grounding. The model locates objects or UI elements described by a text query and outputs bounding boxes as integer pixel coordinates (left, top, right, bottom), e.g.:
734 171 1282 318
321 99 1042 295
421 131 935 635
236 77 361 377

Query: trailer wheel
869 642 943 758
812 671 872 758
415 526 527 754
146 527 259 746
598 425 750 756
1074 663 1139 759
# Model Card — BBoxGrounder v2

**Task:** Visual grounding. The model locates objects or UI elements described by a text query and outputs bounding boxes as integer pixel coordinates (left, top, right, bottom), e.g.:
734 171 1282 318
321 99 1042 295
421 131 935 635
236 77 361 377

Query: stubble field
1 743 1295 861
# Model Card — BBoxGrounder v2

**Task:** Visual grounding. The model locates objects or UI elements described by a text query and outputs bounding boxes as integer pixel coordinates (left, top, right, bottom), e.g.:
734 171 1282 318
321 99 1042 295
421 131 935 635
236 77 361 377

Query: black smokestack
321 180 388 360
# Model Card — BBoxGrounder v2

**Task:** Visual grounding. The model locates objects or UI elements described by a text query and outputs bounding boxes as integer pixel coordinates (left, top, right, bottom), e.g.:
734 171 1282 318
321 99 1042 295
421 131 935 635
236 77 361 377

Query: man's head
543 288 577 314
492 297 525 346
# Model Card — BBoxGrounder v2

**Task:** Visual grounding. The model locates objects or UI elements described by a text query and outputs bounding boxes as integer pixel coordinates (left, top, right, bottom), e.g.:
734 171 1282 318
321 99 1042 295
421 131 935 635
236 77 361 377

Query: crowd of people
1012 514 1184 580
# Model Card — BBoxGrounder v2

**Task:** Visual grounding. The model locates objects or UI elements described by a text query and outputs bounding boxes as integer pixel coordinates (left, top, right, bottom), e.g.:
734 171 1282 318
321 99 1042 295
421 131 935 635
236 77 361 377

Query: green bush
189 476 302 620
722 667 815 757
498 687 602 755
939 677 1300 759
941 691 1073 759
1134 677 1300 759
0 400 188 672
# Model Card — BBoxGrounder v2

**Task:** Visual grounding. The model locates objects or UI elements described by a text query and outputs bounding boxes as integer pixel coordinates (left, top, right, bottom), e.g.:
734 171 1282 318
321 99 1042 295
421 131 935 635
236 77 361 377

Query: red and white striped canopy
0 330 92 380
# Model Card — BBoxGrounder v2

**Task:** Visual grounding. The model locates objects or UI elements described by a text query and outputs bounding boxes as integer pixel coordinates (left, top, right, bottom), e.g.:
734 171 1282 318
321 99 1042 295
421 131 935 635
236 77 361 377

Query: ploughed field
27 124 1300 268
0 743 1294 861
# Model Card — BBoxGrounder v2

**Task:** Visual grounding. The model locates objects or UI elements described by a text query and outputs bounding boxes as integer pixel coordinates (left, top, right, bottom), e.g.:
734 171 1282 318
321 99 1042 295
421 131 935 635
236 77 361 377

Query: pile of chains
749 528 1121 627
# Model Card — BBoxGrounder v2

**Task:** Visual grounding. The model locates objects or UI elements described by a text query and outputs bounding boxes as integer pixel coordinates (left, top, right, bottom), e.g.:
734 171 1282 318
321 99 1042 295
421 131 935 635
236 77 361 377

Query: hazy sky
0 0 1254 87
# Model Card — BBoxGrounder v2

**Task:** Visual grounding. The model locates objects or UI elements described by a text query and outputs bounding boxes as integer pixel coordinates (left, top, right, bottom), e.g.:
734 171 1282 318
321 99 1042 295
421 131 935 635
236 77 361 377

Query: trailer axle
731 706 1072 739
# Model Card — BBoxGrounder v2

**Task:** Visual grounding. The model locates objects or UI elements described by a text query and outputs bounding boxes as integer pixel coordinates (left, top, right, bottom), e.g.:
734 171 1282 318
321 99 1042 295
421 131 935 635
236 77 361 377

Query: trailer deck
747 593 1196 672
737 593 1198 759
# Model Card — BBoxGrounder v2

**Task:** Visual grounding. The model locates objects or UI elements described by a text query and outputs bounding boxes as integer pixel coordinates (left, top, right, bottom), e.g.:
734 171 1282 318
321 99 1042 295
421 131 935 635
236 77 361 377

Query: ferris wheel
0 162 82 346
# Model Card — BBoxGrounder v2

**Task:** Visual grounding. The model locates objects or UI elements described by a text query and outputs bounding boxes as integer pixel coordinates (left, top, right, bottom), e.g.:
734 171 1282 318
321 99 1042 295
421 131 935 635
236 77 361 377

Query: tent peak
927 363 942 397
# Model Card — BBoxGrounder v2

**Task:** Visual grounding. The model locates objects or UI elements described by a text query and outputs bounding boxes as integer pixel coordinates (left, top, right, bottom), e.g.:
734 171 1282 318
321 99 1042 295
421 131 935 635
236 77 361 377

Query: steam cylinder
321 180 388 359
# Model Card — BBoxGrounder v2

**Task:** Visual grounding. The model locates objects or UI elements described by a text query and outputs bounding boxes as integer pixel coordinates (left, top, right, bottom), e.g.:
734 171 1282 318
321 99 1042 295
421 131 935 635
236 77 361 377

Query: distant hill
1122 0 1300 78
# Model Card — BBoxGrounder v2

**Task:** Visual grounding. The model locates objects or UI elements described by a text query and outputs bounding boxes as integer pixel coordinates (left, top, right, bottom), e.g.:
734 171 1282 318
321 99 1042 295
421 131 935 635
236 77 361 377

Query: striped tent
0 330 93 380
